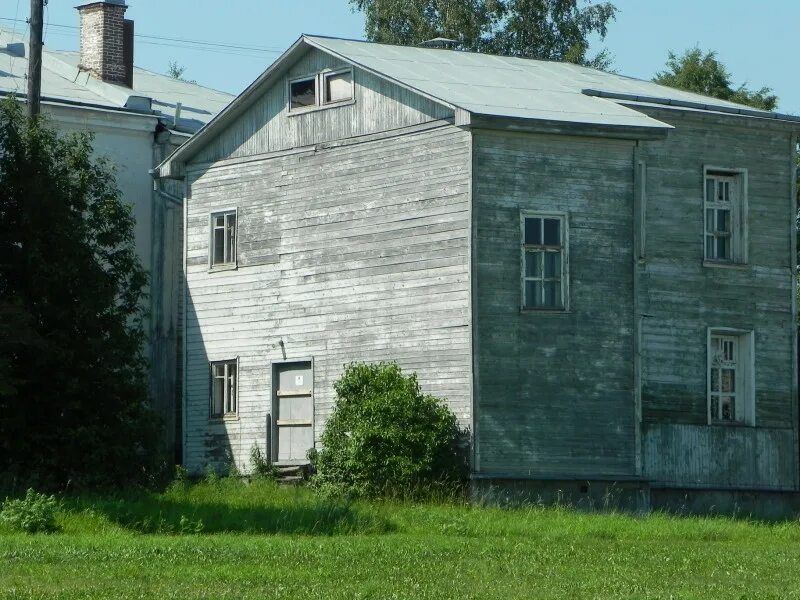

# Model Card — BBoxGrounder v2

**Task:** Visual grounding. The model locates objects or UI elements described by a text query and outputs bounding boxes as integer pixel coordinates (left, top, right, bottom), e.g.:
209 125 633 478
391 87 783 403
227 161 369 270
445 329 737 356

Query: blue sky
3 0 798 113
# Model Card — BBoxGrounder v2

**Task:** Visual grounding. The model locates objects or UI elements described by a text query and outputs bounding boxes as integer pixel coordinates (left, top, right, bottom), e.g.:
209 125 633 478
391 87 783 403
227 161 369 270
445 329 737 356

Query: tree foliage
349 0 617 68
653 47 778 111
311 362 468 498
0 99 162 490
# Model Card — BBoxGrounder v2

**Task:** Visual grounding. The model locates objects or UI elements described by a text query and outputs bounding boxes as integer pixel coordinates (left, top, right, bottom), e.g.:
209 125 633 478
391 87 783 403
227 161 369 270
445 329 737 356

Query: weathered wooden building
155 36 799 513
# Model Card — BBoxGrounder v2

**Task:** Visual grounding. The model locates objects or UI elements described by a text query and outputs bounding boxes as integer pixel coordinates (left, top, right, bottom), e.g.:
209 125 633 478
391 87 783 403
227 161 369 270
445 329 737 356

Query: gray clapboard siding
635 107 797 489
472 129 638 479
194 48 453 165
637 109 795 424
643 423 795 490
183 124 472 472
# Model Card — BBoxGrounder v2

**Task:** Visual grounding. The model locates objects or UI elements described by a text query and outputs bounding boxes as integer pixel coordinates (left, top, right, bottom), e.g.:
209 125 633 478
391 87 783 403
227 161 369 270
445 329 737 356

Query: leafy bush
249 444 276 479
310 362 468 499
0 488 59 533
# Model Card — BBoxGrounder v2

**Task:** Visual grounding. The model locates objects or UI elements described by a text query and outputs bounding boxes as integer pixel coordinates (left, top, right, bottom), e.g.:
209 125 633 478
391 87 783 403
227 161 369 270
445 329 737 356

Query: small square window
324 70 353 104
210 360 237 418
290 77 317 110
521 214 567 310
210 210 236 267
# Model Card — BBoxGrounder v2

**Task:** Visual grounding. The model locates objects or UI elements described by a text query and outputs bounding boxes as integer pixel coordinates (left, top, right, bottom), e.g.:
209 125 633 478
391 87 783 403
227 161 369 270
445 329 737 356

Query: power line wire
0 16 284 54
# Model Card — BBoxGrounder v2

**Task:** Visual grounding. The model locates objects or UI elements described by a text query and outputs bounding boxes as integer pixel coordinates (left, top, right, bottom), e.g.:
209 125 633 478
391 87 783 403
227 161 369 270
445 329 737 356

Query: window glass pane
215 215 224 227
325 71 352 103
706 178 715 202
705 209 715 233
226 214 236 263
213 228 225 264
525 252 541 278
544 252 560 278
721 396 735 420
543 281 559 307
524 218 541 245
716 237 729 260
290 78 316 109
525 280 541 308
721 369 735 393
706 236 714 259
212 374 224 416
711 368 719 392
717 210 730 233
710 395 719 420
543 219 560 246
227 364 237 413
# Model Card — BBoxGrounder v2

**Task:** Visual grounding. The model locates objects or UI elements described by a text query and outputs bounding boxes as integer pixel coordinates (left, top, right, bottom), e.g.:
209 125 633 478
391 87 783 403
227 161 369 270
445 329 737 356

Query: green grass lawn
2 478 799 599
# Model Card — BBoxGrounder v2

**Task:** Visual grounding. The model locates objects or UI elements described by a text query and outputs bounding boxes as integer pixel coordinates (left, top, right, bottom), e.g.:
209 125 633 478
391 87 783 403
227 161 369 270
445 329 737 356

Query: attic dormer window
289 68 354 113
290 77 317 110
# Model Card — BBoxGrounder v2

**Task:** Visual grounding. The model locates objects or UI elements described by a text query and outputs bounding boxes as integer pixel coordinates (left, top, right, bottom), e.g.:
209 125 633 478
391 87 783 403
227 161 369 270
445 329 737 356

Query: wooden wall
472 129 638 479
182 124 472 472
636 107 798 490
193 48 453 165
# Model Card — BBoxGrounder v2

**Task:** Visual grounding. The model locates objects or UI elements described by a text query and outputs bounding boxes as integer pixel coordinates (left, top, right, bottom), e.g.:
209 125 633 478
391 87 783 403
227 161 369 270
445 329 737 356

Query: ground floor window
707 329 754 425
210 359 238 418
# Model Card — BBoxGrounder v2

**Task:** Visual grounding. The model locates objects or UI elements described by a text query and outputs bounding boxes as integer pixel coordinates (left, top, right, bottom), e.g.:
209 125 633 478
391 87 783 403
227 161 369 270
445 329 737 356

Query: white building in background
0 1 233 458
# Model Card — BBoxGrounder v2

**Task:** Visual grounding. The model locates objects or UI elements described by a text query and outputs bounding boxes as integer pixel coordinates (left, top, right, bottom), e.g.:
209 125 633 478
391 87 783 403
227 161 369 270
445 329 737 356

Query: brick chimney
77 1 132 85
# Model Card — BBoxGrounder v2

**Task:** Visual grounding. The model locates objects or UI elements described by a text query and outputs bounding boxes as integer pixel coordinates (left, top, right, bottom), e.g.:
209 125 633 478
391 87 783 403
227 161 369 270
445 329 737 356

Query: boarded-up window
708 330 754 426
210 360 237 418
704 169 746 264
324 70 353 104
290 77 316 110
522 213 567 310
210 210 236 267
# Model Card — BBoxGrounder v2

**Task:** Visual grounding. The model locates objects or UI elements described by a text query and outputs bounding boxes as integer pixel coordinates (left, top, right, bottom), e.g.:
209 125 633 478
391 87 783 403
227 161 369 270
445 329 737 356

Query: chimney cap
76 0 127 9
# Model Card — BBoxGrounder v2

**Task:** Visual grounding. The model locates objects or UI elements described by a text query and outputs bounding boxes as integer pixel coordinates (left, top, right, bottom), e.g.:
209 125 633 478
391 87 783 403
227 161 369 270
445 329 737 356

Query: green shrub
310 362 468 499
0 488 59 533
249 444 276 479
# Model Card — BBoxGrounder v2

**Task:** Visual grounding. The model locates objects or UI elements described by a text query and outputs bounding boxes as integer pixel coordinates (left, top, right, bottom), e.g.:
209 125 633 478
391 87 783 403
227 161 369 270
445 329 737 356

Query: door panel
274 362 314 463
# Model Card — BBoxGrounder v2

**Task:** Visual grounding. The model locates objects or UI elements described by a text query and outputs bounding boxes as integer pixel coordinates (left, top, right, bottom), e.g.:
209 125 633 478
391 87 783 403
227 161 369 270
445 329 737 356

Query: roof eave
468 113 671 141
155 36 310 179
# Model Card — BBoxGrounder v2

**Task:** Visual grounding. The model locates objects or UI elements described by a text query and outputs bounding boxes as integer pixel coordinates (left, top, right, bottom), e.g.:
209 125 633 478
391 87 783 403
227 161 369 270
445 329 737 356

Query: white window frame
287 73 319 113
287 67 355 114
210 358 239 419
706 328 755 426
703 166 748 266
520 211 569 311
209 208 237 270
322 68 355 106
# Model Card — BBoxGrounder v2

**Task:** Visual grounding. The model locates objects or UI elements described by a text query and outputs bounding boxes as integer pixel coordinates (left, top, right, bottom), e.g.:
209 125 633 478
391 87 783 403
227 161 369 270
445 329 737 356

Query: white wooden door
275 362 314 463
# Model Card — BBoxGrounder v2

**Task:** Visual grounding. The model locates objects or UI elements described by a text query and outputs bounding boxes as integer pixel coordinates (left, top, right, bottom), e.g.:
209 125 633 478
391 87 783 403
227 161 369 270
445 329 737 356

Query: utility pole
27 0 44 118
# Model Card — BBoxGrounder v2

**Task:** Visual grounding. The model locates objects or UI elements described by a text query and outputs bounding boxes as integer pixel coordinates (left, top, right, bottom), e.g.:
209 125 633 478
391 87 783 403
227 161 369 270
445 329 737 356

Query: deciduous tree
653 47 777 111
0 99 161 490
349 0 617 68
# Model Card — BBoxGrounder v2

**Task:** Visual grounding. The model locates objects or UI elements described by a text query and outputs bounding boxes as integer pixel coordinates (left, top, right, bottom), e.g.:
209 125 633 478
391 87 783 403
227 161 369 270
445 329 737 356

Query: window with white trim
210 210 237 267
521 213 567 310
210 360 238 418
704 168 747 264
289 68 353 112
708 329 754 425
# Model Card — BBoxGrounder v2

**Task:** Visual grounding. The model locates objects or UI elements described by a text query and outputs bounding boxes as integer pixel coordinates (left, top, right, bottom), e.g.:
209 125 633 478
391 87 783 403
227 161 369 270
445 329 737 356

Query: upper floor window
210 359 238 418
704 168 747 264
521 213 568 310
289 68 354 112
210 209 237 267
707 329 754 426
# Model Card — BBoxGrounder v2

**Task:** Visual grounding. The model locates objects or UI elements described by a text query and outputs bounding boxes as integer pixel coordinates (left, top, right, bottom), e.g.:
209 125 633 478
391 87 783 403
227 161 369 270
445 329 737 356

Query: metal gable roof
0 27 233 131
304 35 670 129
156 34 796 177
